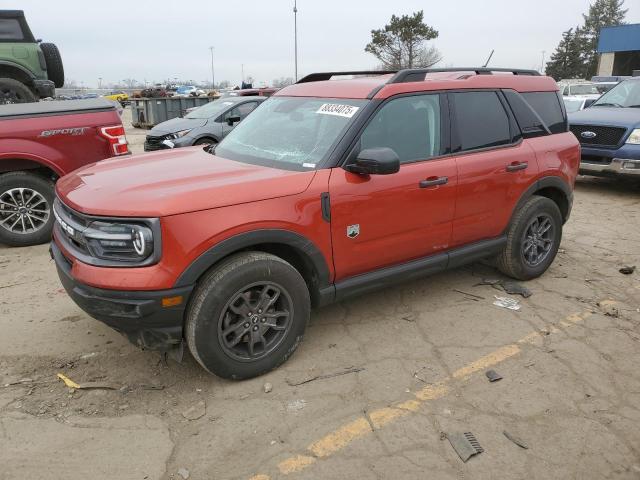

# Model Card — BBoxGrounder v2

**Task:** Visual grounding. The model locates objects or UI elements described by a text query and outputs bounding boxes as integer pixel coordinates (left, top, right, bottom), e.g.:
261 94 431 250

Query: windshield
592 79 640 108
570 84 600 95
563 98 584 113
185 100 237 119
214 97 366 170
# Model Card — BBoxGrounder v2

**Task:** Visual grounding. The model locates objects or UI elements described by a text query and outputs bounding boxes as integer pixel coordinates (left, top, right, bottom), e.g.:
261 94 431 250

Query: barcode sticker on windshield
316 104 359 118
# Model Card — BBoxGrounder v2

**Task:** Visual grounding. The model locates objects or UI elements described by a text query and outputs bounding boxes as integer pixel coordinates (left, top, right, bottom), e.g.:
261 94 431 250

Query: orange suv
51 68 580 379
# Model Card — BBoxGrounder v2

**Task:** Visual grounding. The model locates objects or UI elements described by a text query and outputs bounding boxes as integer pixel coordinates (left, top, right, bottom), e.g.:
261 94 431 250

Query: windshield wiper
593 102 623 107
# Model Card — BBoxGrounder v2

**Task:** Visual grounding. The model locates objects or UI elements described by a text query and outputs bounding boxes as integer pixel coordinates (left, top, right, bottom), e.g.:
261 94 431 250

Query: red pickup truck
0 99 128 246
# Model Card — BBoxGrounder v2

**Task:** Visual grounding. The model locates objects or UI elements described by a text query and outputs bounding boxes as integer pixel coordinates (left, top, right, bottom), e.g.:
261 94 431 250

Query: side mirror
584 98 597 108
227 115 241 126
345 147 400 175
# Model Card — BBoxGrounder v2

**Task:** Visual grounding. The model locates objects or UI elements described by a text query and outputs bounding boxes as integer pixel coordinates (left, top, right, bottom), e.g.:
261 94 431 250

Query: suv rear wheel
0 172 54 246
185 252 310 379
497 196 562 280
0 78 36 104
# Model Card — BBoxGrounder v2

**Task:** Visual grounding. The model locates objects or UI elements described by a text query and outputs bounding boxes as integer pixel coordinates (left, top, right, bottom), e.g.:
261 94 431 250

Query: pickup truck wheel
185 252 310 379
497 196 562 280
0 78 36 104
0 172 54 247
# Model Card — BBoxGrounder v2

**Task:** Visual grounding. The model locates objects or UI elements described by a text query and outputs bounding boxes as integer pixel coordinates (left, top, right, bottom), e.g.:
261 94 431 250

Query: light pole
209 46 215 89
98 77 102 89
541 50 546 74
293 0 298 81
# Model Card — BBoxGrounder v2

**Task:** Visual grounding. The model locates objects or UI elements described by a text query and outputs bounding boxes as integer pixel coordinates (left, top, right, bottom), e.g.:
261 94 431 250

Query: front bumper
33 79 55 98
144 135 191 151
579 144 640 177
51 241 193 351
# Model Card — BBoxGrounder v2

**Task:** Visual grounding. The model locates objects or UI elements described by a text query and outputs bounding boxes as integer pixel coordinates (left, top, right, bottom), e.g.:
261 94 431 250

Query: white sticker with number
316 103 359 118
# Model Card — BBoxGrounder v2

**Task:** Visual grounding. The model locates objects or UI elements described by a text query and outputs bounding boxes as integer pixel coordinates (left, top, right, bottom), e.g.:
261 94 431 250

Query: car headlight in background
83 221 155 262
170 129 192 140
625 129 640 145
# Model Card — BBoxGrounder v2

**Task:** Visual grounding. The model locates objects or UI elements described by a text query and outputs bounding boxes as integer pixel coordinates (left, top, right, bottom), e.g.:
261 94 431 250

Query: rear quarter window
0 19 24 41
520 92 567 134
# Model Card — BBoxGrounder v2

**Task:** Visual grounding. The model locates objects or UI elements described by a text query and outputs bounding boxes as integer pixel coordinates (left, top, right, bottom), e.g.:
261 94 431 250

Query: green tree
581 0 627 77
365 11 441 69
545 28 585 80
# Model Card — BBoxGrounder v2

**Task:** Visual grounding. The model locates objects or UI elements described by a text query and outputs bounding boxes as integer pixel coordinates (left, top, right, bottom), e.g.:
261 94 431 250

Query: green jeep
0 10 64 104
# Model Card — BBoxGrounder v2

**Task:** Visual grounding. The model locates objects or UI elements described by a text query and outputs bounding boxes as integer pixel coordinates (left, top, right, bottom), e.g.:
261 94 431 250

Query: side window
452 91 511 151
0 19 24 41
237 102 258 118
359 94 441 164
225 107 240 120
521 92 566 134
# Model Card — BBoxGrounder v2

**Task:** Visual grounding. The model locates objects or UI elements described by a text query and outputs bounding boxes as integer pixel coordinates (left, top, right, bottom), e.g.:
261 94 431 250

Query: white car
174 85 206 97
563 96 591 113
557 81 602 100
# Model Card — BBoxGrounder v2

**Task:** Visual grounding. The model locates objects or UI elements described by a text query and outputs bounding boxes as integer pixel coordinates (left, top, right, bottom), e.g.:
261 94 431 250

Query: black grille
570 125 627 147
144 135 170 151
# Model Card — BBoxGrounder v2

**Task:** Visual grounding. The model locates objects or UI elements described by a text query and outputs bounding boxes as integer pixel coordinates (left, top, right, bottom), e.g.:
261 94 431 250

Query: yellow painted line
250 307 599 479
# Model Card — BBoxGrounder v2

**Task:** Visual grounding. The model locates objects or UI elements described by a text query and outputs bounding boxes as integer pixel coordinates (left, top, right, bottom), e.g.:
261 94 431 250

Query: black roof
0 10 26 18
0 99 116 119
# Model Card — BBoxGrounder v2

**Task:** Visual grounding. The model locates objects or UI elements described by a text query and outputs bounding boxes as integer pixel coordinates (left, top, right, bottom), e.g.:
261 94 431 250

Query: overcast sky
16 0 640 87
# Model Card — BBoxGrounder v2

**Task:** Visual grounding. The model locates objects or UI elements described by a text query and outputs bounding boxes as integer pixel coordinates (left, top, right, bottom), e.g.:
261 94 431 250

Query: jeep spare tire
40 43 64 88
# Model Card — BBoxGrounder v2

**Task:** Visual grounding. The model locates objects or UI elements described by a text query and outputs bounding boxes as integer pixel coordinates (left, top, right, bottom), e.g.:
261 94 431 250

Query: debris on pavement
447 432 484 462
597 300 620 318
501 281 532 298
177 467 190 479
503 430 529 449
263 382 273 393
453 289 485 301
286 399 307 412
182 401 206 421
285 367 364 386
485 370 503 382
56 373 117 390
493 296 521 311
619 265 636 275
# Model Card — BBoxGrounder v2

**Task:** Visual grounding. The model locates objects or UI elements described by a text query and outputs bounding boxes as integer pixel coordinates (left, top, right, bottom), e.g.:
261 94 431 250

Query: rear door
449 90 538 247
329 93 458 280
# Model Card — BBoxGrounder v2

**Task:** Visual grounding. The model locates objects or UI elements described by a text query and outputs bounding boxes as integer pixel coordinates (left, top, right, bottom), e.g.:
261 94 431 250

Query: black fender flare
508 176 573 230
174 229 332 293
0 60 36 81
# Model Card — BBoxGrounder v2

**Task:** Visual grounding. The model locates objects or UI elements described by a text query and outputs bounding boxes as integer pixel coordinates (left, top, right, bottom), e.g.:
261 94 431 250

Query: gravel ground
1 109 639 479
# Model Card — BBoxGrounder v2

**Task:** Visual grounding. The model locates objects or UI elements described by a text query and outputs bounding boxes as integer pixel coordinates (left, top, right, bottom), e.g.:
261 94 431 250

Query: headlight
83 221 155 262
170 129 192 139
626 128 640 144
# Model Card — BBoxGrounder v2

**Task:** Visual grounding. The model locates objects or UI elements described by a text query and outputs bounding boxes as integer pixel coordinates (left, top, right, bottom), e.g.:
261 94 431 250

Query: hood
56 148 316 217
569 107 640 128
149 116 207 135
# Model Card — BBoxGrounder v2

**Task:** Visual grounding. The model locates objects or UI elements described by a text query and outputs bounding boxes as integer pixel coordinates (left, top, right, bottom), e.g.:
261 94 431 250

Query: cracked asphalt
1 111 639 479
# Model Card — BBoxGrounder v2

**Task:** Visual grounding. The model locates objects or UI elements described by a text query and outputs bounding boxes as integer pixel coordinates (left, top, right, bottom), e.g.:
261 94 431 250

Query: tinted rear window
0 19 23 41
452 91 511 151
521 92 566 134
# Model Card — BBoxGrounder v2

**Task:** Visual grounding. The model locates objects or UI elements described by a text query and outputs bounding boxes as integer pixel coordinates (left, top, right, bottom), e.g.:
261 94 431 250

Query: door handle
419 176 448 188
506 162 528 172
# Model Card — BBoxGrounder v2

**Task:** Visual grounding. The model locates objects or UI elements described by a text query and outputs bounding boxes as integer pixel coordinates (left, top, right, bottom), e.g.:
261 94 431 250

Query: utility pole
293 0 298 81
209 46 215 89
241 64 244 85
541 50 546 74
98 77 102 89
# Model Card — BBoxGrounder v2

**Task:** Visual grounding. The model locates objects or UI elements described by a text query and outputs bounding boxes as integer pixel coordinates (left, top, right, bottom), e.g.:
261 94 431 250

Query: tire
185 252 310 379
0 172 55 247
40 43 65 88
0 78 36 104
496 196 562 280
193 137 217 146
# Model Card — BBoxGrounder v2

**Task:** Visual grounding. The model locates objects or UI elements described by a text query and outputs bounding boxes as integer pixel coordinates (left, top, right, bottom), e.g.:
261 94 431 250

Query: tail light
99 125 129 156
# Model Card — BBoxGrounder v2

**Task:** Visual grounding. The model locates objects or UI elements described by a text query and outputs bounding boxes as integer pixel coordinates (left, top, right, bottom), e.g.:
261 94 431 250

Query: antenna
483 50 494 68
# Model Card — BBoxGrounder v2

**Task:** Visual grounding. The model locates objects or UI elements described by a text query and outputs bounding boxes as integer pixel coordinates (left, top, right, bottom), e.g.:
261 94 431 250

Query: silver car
144 96 266 151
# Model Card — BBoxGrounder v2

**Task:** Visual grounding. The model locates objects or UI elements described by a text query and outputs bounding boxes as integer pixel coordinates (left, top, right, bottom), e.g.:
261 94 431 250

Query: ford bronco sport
51 68 580 379
0 10 64 104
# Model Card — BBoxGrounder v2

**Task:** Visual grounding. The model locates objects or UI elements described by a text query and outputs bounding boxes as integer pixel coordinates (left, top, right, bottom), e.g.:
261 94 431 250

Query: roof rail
389 67 541 83
296 71 397 84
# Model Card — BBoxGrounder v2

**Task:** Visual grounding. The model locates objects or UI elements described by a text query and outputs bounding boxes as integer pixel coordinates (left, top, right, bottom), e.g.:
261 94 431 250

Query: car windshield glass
214 97 366 170
570 84 600 95
592 80 640 108
185 100 237 119
563 98 584 113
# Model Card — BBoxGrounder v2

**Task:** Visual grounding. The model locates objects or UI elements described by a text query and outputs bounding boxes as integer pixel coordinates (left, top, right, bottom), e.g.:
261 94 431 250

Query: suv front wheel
185 252 310 379
497 196 562 280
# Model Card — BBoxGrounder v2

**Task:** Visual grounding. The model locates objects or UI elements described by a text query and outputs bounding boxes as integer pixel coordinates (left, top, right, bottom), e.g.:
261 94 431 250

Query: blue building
597 24 640 76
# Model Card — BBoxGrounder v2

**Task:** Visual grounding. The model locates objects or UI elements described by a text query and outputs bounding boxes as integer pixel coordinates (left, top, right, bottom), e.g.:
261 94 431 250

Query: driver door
328 93 458 281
